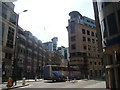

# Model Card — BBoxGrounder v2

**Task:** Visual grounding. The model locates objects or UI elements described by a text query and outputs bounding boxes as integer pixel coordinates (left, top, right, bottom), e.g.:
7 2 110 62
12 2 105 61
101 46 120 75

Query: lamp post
12 10 28 85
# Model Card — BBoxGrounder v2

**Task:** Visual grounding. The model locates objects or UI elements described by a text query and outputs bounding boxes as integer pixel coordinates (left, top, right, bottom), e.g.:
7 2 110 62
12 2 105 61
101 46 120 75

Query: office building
1 2 18 81
93 2 120 89
57 46 69 66
66 11 104 79
43 42 53 52
51 37 58 51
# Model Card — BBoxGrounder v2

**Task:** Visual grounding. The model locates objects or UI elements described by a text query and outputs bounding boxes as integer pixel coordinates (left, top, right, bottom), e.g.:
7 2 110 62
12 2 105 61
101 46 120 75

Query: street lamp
12 10 28 85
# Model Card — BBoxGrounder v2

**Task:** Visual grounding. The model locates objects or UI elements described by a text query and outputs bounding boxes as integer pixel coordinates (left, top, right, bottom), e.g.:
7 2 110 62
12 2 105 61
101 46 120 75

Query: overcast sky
13 0 95 47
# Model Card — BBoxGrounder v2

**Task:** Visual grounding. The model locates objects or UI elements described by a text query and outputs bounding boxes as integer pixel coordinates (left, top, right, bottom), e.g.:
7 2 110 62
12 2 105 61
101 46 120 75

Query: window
83 37 86 41
94 62 97 65
118 10 120 26
87 30 90 35
88 53 90 56
92 39 95 43
107 13 118 36
90 62 92 64
83 45 87 50
91 32 94 36
99 70 101 76
6 27 14 48
70 53 76 57
98 54 100 57
116 52 120 63
88 45 91 51
91 21 94 24
82 29 85 34
5 53 12 59
90 70 92 76
70 22 75 33
71 36 76 41
87 20 90 22
95 70 97 76
88 38 91 42
96 40 98 43
71 44 76 50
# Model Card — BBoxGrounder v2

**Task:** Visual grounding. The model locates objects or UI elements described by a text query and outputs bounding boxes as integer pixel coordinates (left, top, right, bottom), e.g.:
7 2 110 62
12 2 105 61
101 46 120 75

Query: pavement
1 79 107 89
1 79 41 90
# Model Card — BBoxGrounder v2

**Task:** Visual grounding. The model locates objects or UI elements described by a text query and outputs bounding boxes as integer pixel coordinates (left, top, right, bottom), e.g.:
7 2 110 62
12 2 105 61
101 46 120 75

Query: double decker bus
43 65 68 82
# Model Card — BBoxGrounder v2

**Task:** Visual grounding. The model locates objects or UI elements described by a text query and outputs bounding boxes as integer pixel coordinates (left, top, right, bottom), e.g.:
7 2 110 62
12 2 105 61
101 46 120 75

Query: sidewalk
1 79 43 90
1 80 31 90
84 81 106 88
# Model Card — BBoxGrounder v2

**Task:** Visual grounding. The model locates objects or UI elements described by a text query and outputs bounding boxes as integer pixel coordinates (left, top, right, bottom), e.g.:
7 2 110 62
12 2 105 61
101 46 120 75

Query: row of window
83 36 98 43
6 27 14 48
82 29 97 37
70 52 87 57
71 36 97 44
86 19 95 24
19 47 42 58
84 23 96 28
87 53 101 58
89 61 101 65
83 45 98 51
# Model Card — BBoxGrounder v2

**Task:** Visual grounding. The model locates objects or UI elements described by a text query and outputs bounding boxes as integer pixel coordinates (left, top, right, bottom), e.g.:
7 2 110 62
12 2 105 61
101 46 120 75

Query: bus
43 65 68 82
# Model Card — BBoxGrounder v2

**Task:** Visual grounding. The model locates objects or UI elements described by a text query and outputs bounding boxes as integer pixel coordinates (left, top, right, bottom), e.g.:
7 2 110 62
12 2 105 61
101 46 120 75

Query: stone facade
67 11 104 79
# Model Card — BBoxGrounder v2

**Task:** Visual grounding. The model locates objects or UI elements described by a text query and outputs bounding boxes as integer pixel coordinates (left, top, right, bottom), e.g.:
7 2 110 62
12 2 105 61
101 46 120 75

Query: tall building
15 27 48 79
43 42 53 52
66 11 104 79
43 37 58 52
51 37 58 51
1 2 18 81
57 46 69 66
93 2 120 89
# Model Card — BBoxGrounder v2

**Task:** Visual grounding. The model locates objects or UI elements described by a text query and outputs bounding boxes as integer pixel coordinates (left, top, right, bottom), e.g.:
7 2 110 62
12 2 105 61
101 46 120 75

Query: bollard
67 76 69 81
22 77 25 86
35 76 37 81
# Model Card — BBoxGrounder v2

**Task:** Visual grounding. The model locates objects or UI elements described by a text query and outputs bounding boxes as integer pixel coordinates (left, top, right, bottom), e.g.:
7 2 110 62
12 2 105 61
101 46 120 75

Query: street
12 79 106 89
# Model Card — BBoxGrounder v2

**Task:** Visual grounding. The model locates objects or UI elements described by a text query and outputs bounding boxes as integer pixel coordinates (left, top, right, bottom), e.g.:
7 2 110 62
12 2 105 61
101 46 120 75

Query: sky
13 0 95 47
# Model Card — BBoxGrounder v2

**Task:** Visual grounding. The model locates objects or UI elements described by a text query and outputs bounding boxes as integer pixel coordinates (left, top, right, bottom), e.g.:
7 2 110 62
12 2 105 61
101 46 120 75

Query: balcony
19 34 26 40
